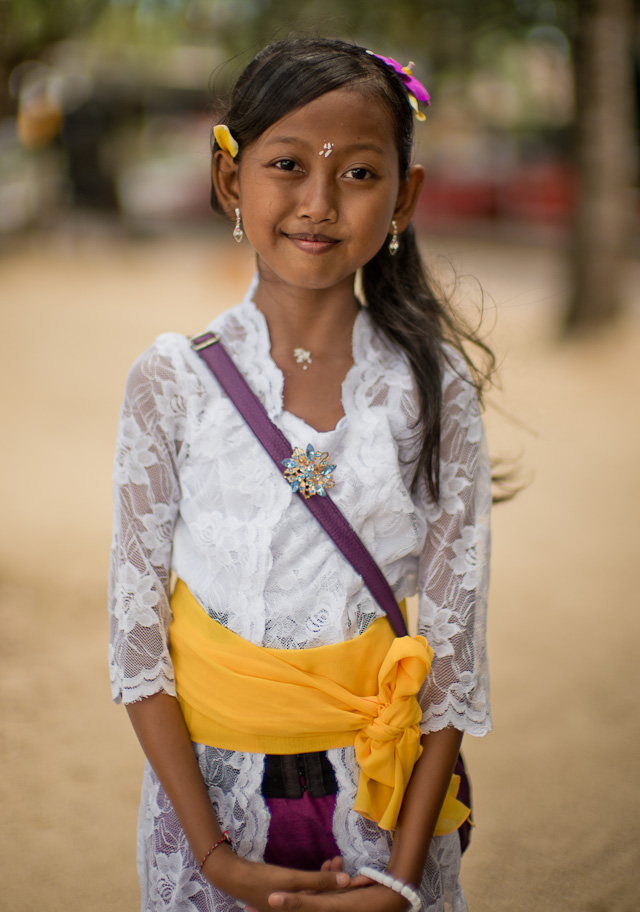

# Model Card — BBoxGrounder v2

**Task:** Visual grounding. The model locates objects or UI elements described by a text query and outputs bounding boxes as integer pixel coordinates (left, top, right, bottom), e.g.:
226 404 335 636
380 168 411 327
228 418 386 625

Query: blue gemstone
282 458 297 468
290 480 300 492
306 443 315 459
317 486 326 496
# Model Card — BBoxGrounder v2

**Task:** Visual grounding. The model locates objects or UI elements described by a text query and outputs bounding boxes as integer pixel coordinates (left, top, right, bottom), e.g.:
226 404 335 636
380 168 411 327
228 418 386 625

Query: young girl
109 37 492 912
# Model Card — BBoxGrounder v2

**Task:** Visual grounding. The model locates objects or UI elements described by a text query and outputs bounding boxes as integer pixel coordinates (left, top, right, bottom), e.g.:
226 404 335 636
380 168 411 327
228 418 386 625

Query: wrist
358 867 421 912
199 831 233 874
200 841 235 886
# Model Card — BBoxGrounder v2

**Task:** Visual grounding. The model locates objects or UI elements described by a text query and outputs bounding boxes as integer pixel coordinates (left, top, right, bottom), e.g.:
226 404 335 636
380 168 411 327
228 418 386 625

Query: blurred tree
0 0 108 115
565 0 636 332
184 0 578 74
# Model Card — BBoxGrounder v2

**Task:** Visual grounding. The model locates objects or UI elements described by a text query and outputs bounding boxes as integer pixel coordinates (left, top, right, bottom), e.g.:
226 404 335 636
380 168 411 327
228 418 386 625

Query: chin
259 262 354 293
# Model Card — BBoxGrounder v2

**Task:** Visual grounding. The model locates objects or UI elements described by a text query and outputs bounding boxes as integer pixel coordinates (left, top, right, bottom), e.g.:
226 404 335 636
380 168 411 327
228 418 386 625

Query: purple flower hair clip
366 51 430 121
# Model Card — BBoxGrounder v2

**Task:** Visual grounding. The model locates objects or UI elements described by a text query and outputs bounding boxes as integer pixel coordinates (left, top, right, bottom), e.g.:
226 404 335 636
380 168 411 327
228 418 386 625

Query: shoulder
126 332 192 386
124 300 252 402
354 312 478 407
122 333 203 420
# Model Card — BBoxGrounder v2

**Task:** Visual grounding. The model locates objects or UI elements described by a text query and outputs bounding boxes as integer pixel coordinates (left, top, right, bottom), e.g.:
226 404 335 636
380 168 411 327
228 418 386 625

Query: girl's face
215 87 423 297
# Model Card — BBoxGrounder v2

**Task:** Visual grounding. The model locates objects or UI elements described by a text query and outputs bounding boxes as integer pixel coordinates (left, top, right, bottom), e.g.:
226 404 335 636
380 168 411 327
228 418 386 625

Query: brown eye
346 168 372 181
274 159 298 171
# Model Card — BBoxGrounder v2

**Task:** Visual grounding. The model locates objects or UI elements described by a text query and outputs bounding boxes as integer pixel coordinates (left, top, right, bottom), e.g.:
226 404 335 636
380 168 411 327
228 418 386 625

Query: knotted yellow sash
169 580 470 833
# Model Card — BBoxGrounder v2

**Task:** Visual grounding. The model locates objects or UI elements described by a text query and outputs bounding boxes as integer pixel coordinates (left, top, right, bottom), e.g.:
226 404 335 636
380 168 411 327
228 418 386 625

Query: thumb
314 870 351 891
287 869 351 894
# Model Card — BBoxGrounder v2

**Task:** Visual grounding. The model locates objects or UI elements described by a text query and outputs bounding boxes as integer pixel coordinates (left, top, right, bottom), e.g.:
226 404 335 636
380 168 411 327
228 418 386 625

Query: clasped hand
204 850 411 912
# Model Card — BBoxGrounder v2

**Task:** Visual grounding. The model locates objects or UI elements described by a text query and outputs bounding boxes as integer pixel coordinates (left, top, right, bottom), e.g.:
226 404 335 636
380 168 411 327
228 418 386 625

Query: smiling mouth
285 232 339 244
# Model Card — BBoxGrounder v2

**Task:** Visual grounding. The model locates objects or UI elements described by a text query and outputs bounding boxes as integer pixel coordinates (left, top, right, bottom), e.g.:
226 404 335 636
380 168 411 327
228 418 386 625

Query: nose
296 171 337 223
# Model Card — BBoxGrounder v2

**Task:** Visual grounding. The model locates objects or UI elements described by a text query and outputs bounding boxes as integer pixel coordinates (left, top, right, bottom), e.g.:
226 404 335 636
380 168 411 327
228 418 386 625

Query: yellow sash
169 579 470 833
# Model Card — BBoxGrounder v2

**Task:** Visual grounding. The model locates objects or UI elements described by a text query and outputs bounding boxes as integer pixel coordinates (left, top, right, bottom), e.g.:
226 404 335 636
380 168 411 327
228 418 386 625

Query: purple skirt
264 793 340 870
263 752 472 867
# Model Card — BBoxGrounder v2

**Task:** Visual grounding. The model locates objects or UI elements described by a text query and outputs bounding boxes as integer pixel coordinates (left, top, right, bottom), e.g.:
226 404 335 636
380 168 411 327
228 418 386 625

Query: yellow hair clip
407 93 426 122
213 124 239 158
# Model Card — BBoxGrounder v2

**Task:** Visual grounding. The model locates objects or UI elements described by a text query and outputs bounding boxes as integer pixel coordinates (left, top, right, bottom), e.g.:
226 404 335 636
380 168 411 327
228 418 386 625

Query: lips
284 231 340 254
285 232 338 243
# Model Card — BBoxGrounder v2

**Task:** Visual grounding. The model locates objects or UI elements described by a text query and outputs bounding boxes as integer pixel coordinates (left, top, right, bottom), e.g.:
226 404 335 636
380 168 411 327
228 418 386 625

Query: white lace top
108 282 492 912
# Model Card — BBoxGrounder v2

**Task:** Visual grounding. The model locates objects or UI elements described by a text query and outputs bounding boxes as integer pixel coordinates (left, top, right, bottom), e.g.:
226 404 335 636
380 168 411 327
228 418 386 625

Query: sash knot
353 636 433 830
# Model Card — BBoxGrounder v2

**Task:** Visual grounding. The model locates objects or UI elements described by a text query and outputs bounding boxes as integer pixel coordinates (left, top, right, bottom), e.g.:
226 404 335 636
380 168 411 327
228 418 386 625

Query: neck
252 273 360 359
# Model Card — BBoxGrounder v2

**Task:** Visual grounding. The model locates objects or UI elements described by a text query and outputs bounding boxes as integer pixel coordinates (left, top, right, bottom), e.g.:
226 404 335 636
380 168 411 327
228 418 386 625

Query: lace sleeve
108 342 189 704
417 358 492 736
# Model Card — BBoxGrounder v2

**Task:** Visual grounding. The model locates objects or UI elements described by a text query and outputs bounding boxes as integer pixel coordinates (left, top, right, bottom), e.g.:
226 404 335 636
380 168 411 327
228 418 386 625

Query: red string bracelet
199 831 232 873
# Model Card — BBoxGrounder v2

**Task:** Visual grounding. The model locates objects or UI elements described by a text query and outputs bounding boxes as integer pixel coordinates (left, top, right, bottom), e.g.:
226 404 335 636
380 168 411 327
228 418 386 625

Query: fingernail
269 895 284 908
336 873 350 887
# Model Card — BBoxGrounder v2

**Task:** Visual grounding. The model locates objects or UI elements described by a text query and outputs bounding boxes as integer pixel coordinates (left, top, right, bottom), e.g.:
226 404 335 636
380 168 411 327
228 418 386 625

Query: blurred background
1 2 639 911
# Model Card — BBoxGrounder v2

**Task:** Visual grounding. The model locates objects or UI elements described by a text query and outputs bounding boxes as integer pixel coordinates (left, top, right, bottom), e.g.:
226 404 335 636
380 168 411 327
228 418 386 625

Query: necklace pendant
293 347 312 370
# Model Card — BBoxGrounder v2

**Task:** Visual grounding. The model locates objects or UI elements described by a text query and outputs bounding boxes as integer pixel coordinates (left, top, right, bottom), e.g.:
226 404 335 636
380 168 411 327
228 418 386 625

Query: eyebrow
264 136 387 155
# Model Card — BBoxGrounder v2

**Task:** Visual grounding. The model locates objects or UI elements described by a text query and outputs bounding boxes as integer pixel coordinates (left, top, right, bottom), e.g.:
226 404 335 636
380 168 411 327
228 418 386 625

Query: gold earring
388 220 399 256
233 208 243 243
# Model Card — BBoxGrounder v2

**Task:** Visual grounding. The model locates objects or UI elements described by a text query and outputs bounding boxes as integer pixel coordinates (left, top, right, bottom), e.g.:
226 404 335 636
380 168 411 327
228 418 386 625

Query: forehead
255 87 398 155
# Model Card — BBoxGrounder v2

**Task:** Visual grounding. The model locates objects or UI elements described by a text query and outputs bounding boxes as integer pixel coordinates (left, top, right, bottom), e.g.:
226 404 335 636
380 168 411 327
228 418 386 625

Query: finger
268 883 372 912
320 857 343 873
288 870 350 893
269 892 326 910
268 893 295 910
323 870 350 889
350 875 375 887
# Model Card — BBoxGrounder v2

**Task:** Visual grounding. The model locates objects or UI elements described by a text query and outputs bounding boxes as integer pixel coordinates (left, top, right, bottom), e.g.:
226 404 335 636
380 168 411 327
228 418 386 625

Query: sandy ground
1 224 639 911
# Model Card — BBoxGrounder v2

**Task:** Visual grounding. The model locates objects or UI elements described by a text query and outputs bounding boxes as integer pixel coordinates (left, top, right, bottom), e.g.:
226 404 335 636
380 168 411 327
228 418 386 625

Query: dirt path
1 227 638 911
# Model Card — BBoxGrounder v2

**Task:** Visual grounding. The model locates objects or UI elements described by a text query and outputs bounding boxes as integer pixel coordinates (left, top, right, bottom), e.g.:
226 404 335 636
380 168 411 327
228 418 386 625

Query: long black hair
211 37 496 502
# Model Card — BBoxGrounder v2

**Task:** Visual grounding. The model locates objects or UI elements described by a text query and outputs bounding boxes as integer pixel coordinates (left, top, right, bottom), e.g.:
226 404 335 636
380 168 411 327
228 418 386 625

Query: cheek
240 186 286 231
362 199 396 245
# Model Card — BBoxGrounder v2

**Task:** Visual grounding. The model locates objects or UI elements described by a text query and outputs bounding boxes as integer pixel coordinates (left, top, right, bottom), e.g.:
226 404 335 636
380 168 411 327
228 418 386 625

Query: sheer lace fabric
109 284 491 912
137 748 465 912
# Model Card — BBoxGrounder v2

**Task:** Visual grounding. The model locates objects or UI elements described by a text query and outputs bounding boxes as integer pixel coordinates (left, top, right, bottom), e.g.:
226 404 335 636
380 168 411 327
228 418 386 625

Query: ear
211 149 240 216
392 164 425 233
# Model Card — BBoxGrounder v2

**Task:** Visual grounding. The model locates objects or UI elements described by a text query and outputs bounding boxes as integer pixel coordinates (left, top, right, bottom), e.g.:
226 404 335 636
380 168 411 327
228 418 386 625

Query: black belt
262 751 338 799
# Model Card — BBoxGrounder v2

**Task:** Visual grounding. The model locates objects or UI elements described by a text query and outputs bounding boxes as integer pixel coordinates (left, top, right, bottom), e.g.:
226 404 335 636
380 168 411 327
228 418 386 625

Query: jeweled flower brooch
282 444 336 499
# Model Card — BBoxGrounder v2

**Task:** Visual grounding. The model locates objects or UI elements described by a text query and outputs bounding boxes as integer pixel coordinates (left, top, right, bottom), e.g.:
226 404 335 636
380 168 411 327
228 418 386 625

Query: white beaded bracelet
358 867 422 912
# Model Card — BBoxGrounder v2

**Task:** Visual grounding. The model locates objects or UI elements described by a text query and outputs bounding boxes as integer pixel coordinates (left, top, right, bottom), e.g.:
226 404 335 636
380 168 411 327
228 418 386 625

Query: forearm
126 692 224 867
386 727 463 887
126 692 352 908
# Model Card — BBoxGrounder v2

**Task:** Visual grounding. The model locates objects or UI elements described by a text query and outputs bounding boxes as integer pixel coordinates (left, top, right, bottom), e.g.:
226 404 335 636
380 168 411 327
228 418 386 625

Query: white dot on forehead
319 142 335 157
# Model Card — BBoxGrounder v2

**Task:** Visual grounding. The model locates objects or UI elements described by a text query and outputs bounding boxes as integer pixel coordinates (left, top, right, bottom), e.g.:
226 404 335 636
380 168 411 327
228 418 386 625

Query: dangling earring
388 220 399 256
233 208 243 243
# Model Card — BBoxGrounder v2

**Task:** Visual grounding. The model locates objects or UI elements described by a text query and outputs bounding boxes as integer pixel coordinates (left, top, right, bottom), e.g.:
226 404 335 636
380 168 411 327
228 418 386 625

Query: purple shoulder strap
191 331 408 637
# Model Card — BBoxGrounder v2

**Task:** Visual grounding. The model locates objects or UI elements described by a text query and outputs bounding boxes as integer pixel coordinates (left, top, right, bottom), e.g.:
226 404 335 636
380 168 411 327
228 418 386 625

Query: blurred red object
498 161 576 224
415 160 576 229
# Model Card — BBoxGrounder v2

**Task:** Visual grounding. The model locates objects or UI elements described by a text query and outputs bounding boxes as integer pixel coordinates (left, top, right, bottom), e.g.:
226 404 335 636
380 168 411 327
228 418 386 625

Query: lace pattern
138 747 466 912
137 747 268 912
109 284 491 911
417 361 492 736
